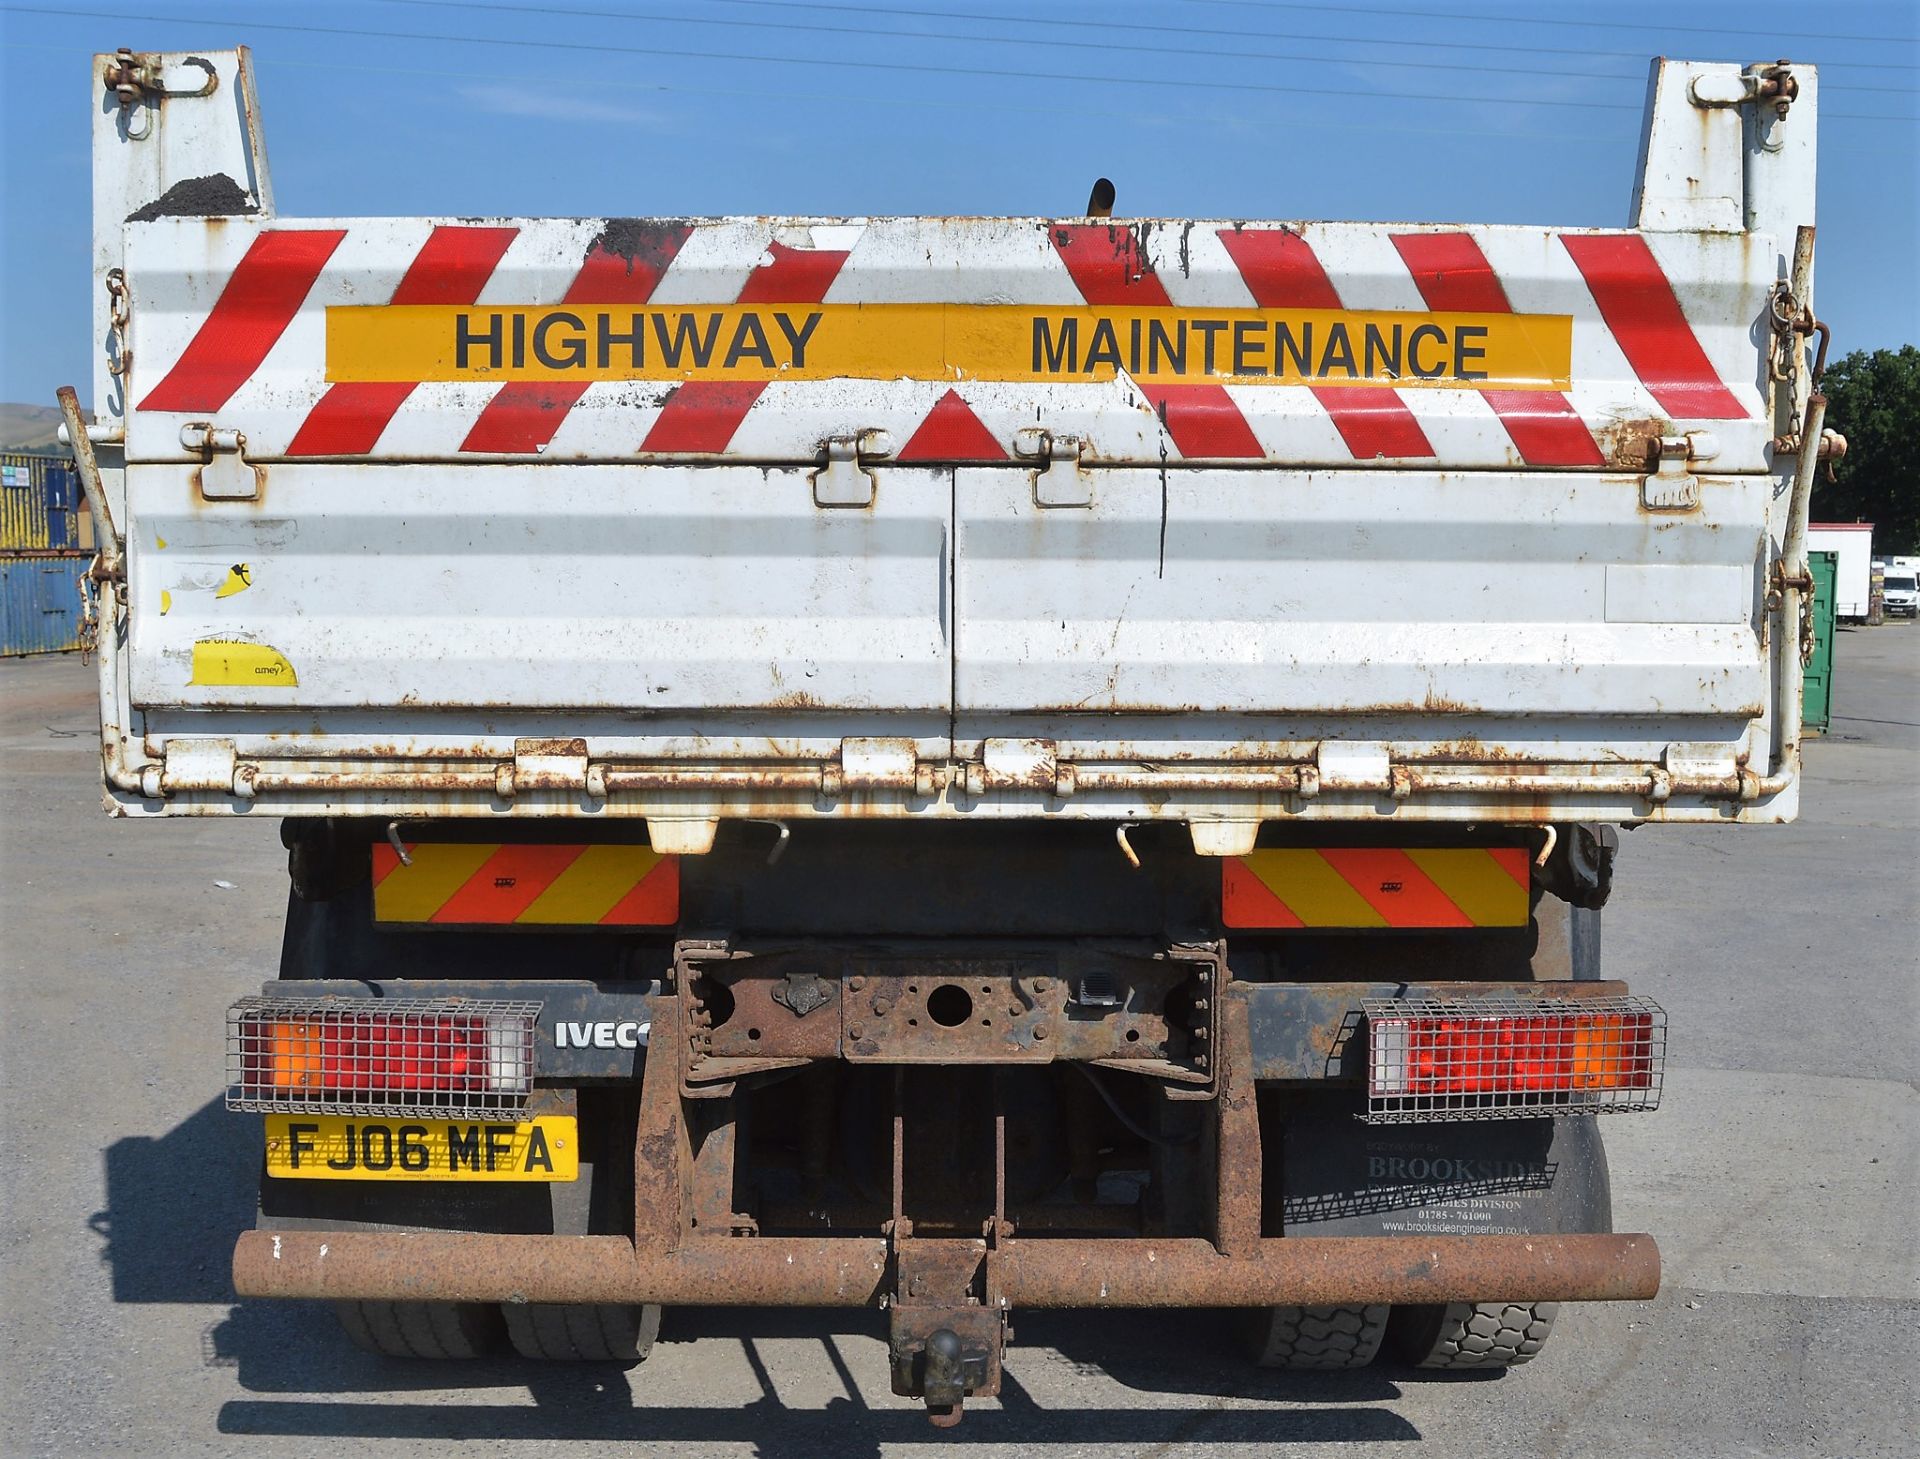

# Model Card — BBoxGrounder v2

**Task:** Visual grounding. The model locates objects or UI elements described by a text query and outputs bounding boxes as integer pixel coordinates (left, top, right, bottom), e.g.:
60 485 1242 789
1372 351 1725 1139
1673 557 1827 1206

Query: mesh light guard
1362 994 1665 1124
226 996 540 1119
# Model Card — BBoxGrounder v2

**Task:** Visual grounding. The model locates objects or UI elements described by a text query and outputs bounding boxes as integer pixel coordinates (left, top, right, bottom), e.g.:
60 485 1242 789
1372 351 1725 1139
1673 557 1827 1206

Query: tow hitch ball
923 1329 987 1427
890 1320 998 1428
886 1240 1004 1427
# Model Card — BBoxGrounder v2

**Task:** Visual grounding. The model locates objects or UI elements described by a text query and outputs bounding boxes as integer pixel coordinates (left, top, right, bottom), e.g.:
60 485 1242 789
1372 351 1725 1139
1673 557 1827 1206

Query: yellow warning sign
326 303 1573 391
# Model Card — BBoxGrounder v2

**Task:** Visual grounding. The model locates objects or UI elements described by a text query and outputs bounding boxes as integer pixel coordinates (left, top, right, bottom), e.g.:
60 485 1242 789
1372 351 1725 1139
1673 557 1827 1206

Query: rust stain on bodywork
1593 418 1671 469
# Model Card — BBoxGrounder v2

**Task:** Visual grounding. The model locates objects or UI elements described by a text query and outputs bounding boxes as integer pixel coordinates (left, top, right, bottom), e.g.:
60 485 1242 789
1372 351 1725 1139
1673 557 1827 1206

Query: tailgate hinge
157 737 242 797
181 422 262 501
1014 429 1092 508
510 737 593 798
811 430 891 508
834 737 939 797
962 737 1074 798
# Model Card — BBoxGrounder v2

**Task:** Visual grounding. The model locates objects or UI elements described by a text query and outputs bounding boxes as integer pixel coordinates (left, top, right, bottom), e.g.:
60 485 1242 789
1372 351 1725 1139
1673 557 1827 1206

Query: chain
1768 283 1802 384
105 269 132 378
77 565 101 665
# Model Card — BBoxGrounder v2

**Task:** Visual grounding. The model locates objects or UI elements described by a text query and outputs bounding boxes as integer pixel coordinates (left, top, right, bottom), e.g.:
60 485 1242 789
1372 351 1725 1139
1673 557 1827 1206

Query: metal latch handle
181 422 262 501
811 430 892 508
1641 432 1717 512
1013 429 1092 508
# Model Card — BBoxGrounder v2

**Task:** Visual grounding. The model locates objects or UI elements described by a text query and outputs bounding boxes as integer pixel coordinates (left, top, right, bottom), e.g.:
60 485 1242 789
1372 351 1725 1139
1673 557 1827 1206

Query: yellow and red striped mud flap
1222 847 1530 929
371 843 679 926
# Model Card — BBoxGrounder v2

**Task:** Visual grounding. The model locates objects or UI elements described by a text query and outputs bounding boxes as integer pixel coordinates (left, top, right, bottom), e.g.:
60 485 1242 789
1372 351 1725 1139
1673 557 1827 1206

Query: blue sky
2 0 1914 407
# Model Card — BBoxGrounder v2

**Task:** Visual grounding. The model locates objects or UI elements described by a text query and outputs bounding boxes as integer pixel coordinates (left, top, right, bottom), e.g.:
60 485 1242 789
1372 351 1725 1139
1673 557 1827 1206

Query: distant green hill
0 403 67 455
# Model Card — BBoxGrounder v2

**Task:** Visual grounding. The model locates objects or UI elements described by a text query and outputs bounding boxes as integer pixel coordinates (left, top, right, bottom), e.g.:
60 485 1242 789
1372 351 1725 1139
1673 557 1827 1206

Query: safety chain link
106 268 132 379
77 566 101 665
1768 283 1808 384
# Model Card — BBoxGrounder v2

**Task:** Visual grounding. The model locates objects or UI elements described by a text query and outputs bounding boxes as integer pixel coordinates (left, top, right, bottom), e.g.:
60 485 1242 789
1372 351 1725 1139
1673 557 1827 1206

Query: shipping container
2 452 83 551
1803 550 1837 732
0 551 90 656
47 463 81 549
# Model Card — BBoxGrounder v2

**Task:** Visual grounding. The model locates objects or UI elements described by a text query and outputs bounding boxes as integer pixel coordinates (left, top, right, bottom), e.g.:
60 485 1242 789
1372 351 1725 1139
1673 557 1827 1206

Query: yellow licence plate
264 1114 577 1182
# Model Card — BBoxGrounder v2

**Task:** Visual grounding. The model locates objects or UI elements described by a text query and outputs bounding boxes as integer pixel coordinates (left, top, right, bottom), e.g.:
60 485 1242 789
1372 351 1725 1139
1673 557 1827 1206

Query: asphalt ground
1 628 1914 1459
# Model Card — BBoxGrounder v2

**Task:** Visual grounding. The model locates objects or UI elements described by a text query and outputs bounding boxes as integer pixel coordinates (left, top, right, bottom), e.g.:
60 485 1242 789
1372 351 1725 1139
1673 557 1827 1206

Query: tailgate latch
811 430 891 508
1688 62 1797 118
1014 428 1092 508
181 423 261 501
1641 432 1717 512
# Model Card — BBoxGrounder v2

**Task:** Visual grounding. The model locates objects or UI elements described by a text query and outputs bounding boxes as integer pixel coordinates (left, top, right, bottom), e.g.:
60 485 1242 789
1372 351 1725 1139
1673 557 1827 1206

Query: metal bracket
771 969 833 1019
104 49 218 139
1641 432 1718 512
1768 560 1819 666
105 48 219 103
810 430 891 507
181 423 262 501
1013 428 1092 508
1689 61 1797 117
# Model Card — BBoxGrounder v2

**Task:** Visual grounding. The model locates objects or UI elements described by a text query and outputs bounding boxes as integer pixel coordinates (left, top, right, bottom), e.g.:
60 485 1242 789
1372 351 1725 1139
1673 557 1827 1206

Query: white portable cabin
1807 524 1875 620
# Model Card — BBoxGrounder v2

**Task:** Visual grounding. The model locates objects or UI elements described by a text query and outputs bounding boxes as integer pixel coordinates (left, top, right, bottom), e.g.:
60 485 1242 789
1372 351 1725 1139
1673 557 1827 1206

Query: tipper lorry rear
65 47 1836 1420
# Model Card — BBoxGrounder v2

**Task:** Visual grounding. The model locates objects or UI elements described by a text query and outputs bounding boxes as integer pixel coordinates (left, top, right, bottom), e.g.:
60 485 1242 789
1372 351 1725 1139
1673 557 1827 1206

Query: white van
1884 562 1919 618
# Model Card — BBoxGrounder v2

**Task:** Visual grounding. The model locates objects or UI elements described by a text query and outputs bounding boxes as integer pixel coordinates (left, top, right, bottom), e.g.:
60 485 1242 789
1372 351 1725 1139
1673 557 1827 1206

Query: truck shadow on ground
205 1304 1428 1449
95 1098 1438 1447
92 1095 260 1304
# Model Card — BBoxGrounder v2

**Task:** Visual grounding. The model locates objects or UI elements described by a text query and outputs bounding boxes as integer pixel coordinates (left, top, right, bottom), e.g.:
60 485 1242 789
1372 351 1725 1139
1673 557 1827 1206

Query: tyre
502 1302 662 1363
1246 1304 1388 1369
333 1299 506 1359
1389 1300 1558 1369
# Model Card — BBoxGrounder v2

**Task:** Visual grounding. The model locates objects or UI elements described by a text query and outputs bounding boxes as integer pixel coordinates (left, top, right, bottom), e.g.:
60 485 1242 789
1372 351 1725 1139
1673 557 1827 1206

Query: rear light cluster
226 997 540 1118
1362 994 1665 1123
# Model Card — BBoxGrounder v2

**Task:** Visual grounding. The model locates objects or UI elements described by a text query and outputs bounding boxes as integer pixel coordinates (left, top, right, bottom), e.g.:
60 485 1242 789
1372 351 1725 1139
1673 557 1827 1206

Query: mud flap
1278 1106 1612 1238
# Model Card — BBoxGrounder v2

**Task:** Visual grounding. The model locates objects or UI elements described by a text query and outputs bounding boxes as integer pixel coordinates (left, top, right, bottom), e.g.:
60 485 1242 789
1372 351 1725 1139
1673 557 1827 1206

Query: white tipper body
80 52 1822 853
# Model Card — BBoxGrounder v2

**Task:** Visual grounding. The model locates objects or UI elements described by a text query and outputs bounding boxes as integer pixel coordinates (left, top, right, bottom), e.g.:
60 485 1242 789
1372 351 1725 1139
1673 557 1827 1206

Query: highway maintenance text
327 303 1573 391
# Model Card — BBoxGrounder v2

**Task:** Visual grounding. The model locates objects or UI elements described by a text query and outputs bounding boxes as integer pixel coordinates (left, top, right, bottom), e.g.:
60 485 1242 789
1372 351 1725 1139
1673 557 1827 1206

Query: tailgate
108 214 1788 827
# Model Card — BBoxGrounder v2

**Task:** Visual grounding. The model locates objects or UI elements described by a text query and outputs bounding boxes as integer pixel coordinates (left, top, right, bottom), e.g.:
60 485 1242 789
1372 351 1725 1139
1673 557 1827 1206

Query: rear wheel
334 1300 506 1360
502 1302 661 1363
1246 1304 1388 1369
1389 1301 1558 1369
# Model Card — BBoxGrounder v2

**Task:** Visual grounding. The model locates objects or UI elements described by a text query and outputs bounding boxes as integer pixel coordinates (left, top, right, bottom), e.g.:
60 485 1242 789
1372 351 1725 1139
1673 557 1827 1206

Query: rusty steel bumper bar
233 1230 1659 1309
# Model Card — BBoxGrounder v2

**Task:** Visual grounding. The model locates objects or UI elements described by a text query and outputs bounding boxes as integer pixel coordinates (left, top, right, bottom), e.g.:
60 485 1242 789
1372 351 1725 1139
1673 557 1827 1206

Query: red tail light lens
1364 995 1664 1122
227 997 539 1118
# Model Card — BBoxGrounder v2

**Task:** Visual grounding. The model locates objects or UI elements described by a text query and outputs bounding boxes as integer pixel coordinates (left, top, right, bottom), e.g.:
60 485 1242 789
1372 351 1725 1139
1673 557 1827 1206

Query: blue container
43 465 80 549
0 552 90 656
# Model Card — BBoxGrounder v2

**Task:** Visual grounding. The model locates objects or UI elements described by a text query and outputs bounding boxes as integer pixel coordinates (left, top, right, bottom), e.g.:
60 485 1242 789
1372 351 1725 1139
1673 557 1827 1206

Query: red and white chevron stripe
129 216 1768 472
462 222 690 455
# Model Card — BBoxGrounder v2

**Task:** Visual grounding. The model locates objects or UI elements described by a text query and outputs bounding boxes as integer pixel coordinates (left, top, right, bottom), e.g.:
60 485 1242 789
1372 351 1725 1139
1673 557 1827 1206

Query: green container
1803 550 1837 734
